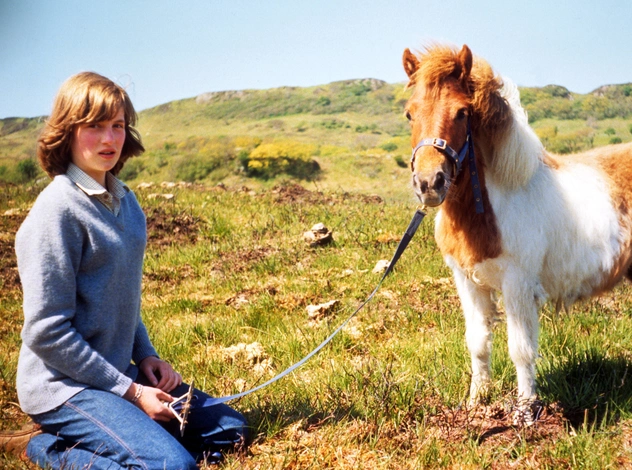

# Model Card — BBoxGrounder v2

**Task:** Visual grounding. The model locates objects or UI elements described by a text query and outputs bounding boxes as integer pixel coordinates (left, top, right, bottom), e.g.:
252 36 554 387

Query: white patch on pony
469 137 622 401
486 79 543 190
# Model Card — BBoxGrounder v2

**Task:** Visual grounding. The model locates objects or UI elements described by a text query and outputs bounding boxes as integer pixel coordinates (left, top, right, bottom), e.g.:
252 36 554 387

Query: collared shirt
65 163 129 216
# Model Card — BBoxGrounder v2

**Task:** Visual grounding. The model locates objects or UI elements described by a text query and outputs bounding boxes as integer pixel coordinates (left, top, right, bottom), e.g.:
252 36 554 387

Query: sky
1 0 631 119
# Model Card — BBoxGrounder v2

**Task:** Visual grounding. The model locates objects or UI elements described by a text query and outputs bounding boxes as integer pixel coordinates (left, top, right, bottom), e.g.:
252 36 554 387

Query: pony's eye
405 111 412 121
455 108 468 121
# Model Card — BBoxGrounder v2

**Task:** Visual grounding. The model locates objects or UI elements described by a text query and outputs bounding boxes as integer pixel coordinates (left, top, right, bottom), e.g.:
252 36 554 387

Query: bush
119 157 145 181
605 127 616 136
242 141 320 180
393 155 408 168
173 154 221 182
380 142 398 152
546 128 594 154
17 159 38 181
610 137 623 144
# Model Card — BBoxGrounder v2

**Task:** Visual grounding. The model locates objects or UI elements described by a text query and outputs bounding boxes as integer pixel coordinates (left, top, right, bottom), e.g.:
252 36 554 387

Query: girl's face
70 108 126 187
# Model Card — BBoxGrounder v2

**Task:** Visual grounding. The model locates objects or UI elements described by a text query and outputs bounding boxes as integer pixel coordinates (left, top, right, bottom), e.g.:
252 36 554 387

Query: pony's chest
435 208 502 272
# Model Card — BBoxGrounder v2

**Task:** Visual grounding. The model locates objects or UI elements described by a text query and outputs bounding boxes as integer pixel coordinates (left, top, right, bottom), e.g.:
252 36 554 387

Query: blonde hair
37 72 144 178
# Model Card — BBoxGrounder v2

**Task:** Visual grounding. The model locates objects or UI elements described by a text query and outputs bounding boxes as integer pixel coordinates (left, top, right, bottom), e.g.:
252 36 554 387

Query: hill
1 79 631 196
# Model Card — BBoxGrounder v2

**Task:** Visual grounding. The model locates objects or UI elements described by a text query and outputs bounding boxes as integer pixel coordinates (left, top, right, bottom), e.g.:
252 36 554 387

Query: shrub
119 157 145 181
233 136 262 150
546 128 594 154
610 137 623 144
316 96 331 106
355 124 380 134
605 127 616 136
17 159 38 181
315 119 348 130
380 142 398 152
173 154 221 182
393 155 408 168
242 141 320 180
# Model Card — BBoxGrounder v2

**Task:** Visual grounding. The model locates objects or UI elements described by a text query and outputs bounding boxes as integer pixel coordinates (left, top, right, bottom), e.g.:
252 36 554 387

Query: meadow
4 177 632 468
2 78 632 468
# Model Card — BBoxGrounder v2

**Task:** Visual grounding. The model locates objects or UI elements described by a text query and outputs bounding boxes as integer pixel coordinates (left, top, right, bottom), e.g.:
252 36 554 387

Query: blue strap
180 209 427 409
468 130 485 214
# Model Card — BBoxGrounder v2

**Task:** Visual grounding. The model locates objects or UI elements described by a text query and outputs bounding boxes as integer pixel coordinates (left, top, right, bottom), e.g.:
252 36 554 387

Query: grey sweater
16 174 158 415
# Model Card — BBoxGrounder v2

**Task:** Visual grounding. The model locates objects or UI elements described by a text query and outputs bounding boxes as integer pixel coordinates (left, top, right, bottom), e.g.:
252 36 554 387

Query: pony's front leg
451 268 497 405
502 270 543 423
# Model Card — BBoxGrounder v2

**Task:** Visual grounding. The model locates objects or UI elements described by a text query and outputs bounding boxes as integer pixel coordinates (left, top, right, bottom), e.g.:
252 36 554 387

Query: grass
3 179 632 468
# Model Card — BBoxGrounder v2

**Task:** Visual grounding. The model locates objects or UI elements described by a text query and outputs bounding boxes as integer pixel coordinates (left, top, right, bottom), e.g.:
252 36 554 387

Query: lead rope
170 209 427 432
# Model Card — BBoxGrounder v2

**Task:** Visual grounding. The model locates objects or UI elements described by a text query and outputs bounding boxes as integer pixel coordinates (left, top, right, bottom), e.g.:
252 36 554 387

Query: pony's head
402 44 509 207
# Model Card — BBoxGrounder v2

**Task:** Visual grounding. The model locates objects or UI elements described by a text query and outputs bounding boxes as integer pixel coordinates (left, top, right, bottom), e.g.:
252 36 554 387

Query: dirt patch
427 400 568 448
270 183 332 204
145 206 203 247
212 246 279 274
269 183 383 206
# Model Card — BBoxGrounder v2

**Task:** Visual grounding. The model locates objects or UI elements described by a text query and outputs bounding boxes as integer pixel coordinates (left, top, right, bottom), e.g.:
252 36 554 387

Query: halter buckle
433 138 447 150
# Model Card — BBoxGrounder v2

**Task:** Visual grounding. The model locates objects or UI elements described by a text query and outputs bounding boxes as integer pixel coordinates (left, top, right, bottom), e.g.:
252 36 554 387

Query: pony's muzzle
413 170 448 207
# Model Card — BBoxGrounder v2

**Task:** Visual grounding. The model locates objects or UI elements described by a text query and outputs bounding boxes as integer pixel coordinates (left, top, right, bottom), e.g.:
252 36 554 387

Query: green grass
4 181 632 468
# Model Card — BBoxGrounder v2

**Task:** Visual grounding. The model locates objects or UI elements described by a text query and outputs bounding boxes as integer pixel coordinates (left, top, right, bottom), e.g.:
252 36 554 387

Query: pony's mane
414 44 544 189
493 78 544 188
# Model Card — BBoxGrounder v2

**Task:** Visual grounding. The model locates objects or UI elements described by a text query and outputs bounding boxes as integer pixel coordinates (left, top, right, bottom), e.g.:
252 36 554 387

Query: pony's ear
402 48 420 88
457 45 473 87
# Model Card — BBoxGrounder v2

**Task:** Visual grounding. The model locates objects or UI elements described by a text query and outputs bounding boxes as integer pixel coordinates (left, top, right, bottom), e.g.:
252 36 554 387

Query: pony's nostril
434 172 446 191
420 180 429 194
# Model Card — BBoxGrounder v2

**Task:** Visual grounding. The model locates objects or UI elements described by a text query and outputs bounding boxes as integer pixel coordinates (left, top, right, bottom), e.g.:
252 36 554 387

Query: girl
15 72 247 469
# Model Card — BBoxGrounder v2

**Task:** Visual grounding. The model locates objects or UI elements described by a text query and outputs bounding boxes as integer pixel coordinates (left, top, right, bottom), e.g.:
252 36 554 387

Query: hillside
1 79 631 196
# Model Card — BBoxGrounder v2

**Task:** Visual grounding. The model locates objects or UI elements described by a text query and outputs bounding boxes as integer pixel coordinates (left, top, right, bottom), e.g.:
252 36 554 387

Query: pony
402 43 632 420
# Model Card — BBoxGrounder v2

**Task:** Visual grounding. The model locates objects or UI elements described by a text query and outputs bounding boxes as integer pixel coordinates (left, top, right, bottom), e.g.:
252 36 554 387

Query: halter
410 119 484 214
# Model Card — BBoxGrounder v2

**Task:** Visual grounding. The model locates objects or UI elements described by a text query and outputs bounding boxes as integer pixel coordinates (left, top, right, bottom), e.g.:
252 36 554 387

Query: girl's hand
124 382 175 422
139 356 182 393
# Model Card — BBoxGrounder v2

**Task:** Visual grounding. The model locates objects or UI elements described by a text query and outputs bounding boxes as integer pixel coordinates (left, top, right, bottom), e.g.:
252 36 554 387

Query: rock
372 260 390 273
147 193 175 200
303 223 333 246
306 299 340 324
2 208 22 217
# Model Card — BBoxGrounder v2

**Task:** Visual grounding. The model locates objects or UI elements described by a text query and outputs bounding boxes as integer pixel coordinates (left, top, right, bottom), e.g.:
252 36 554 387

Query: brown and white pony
402 44 632 418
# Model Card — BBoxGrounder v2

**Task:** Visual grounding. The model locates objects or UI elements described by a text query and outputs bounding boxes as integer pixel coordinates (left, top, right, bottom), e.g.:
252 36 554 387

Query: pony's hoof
512 399 543 426
468 382 492 407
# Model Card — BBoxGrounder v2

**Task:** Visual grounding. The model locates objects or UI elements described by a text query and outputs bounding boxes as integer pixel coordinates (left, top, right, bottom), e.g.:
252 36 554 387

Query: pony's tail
487 78 543 189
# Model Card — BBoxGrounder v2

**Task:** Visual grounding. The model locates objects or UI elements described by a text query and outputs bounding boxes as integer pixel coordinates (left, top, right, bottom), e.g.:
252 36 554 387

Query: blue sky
1 0 631 119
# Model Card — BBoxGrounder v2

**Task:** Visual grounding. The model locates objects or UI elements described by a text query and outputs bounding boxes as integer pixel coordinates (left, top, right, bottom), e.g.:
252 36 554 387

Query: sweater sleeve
17 196 133 397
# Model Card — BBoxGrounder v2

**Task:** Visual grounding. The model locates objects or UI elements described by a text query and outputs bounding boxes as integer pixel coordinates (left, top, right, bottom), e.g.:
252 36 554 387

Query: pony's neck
437 140 502 267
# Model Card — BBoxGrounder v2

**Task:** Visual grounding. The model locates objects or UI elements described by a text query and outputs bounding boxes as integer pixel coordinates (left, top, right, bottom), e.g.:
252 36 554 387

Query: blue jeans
26 382 248 470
